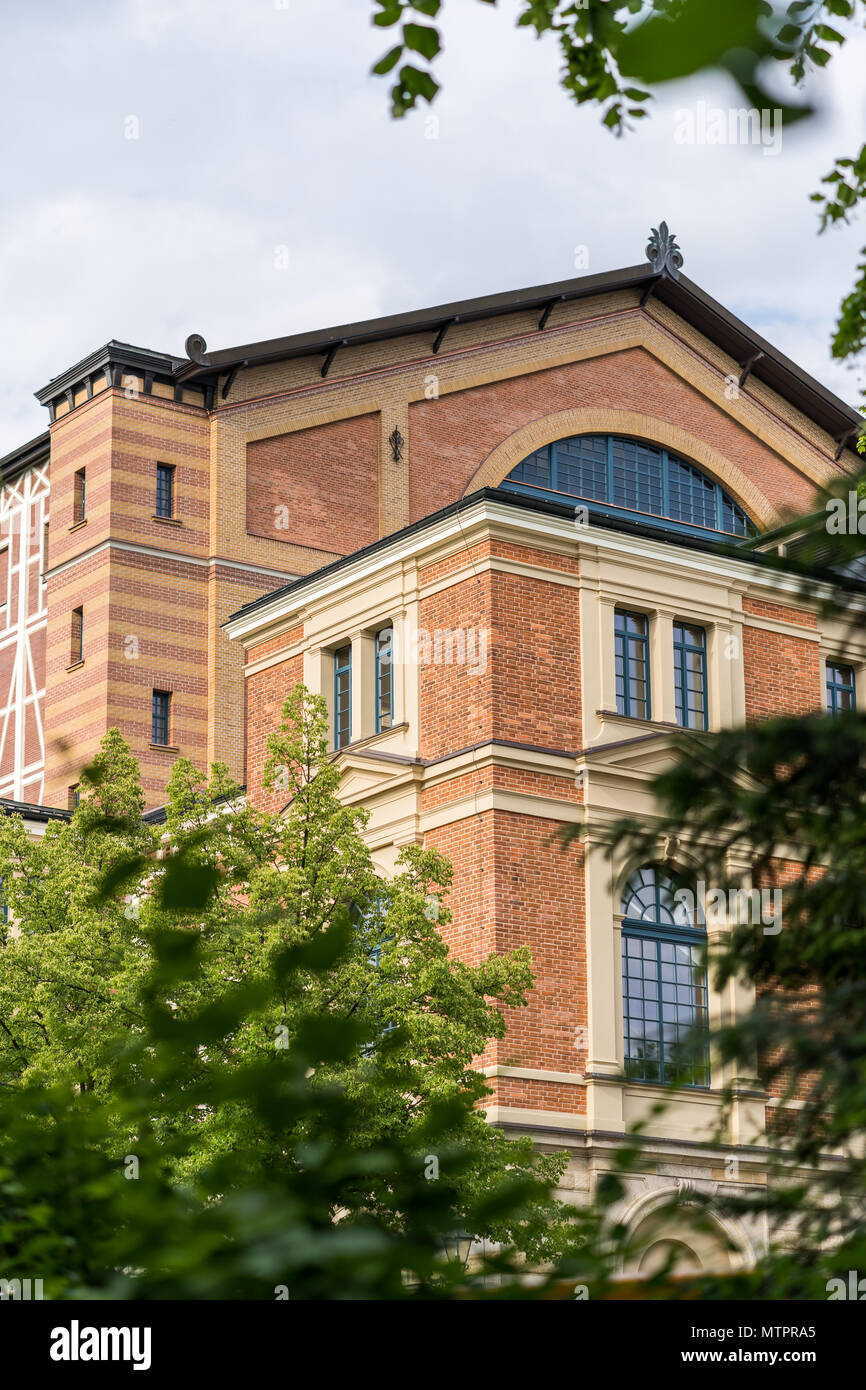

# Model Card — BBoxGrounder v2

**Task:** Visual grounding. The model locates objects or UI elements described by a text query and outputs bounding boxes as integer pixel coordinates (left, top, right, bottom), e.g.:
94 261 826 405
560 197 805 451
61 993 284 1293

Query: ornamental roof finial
646 222 683 279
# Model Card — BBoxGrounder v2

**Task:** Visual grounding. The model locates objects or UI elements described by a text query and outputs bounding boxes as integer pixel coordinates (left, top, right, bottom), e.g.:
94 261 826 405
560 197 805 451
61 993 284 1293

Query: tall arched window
621 866 709 1087
503 434 753 539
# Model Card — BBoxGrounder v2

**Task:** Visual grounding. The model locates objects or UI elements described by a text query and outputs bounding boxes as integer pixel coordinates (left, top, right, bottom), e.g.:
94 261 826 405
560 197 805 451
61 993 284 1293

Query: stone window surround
306 615 406 750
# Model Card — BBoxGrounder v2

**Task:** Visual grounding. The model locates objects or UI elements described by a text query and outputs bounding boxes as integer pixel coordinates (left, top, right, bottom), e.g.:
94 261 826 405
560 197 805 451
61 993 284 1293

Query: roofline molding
223 486 865 644
174 263 861 446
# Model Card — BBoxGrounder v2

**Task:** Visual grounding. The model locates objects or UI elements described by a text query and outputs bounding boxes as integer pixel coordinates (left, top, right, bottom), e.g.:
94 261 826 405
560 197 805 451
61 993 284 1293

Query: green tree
0 729 156 1092
0 689 585 1268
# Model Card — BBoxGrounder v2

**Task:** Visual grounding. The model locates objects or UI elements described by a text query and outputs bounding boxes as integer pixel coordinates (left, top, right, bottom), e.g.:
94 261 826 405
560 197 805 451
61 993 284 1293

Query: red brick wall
742 599 822 720
419 549 581 759
245 652 304 813
425 808 586 1104
408 347 819 522
246 414 380 555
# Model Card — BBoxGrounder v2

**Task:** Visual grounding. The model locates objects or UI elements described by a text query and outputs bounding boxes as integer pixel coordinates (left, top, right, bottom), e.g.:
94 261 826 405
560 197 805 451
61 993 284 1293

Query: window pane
334 646 352 749
152 691 170 746
156 464 174 518
826 661 855 715
511 445 551 489
673 622 707 730
621 866 709 1086
376 627 392 732
557 436 607 501
615 611 650 719
667 458 717 529
503 435 754 537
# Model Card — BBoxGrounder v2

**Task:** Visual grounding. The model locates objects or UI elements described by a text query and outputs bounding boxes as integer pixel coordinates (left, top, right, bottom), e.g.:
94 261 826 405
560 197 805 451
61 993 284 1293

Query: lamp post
440 1232 474 1270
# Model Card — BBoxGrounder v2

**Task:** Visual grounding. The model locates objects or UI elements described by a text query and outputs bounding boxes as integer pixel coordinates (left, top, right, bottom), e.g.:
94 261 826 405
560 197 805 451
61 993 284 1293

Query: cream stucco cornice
225 493 865 647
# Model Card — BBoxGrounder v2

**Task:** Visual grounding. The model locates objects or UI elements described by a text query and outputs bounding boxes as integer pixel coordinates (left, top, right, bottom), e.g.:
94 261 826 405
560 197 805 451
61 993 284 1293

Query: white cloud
1 0 864 455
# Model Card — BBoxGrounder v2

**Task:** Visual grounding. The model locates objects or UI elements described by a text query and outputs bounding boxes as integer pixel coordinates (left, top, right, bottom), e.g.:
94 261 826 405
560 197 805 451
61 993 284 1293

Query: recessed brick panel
408 348 820 523
246 414 380 554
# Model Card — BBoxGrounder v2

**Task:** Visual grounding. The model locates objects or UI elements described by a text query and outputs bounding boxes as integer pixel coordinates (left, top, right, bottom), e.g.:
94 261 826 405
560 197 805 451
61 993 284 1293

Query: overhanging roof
0 430 50 484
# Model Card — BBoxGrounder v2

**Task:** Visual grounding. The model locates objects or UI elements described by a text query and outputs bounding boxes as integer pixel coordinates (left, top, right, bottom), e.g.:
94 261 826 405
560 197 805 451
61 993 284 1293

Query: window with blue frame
334 645 352 749
673 621 708 730
826 661 856 714
503 434 753 538
375 626 393 732
621 865 709 1088
357 895 396 1055
615 610 650 720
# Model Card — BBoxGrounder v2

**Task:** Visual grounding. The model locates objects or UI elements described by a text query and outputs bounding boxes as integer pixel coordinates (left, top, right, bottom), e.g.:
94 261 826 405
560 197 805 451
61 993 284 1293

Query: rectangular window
375 627 393 733
622 931 709 1087
156 463 175 519
70 606 83 665
673 621 708 730
152 690 171 746
67 784 80 811
73 469 86 525
826 661 856 715
334 646 352 749
615 610 650 720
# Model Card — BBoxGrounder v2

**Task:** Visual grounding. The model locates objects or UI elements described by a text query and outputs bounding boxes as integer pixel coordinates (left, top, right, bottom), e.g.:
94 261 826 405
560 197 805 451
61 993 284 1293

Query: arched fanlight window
503 434 753 538
621 865 709 1088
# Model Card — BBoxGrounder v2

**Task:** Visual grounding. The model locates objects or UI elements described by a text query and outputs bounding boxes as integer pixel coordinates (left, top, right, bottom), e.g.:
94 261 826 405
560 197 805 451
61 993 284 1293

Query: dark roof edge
225 485 841 632
0 797 70 823
0 430 50 483
176 262 861 442
177 264 653 378
34 340 179 405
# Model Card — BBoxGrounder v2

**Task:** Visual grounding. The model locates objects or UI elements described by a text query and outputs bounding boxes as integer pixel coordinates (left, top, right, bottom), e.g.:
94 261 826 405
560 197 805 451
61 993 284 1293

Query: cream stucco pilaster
583 838 626 1134
651 611 676 724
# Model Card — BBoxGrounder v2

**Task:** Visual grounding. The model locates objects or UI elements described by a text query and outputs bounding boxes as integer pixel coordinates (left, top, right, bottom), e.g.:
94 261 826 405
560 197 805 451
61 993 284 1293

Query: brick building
2 228 862 1268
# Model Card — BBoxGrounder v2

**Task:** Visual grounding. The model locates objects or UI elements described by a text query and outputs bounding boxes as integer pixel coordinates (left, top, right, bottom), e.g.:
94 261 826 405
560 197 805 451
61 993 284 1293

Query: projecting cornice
34 340 214 422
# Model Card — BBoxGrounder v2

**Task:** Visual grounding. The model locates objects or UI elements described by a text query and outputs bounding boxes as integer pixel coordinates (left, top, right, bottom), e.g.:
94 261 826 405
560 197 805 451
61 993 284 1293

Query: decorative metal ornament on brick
389 426 404 464
646 221 683 279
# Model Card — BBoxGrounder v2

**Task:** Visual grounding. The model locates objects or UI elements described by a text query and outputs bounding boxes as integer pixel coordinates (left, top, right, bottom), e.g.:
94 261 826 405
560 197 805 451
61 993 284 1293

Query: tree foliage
0 688 621 1295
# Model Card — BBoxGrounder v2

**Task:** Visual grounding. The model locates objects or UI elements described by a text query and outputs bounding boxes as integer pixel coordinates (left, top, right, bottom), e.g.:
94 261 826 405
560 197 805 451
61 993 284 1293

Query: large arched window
503 434 753 538
621 866 709 1087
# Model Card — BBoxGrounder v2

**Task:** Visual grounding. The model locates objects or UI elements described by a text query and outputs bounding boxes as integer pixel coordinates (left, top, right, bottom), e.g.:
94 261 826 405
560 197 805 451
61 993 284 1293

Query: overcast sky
1 0 864 457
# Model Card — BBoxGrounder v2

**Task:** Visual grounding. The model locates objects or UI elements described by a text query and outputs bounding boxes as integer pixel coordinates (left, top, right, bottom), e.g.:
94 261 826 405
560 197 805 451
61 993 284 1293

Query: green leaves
403 22 440 58
370 1 444 114
619 0 768 82
0 693 600 1296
